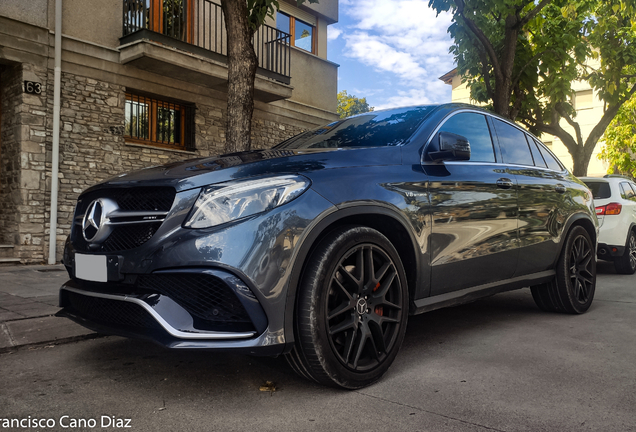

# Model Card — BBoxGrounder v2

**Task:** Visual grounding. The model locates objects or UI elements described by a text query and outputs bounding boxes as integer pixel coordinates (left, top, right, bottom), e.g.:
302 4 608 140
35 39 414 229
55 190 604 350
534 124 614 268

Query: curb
0 314 100 353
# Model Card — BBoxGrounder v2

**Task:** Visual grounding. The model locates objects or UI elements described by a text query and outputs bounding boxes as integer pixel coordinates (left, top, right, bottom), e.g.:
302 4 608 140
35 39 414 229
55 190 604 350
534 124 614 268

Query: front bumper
58 187 335 354
58 269 284 355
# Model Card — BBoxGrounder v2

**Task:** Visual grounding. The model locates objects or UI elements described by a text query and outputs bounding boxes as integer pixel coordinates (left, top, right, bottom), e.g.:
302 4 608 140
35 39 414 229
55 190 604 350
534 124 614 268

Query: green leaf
337 90 374 118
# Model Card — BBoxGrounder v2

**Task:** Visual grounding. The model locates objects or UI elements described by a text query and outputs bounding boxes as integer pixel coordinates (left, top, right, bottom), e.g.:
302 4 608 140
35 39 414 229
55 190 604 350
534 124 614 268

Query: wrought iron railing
122 0 291 80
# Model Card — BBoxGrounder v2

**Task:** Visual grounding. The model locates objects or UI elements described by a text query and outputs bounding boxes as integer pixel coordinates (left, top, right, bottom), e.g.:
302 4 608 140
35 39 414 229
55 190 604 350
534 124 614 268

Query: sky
326 0 456 110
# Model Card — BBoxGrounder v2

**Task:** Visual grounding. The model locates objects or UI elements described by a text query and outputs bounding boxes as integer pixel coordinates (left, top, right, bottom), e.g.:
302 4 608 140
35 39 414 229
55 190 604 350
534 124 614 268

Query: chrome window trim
439 160 566 174
62 286 256 340
422 108 566 173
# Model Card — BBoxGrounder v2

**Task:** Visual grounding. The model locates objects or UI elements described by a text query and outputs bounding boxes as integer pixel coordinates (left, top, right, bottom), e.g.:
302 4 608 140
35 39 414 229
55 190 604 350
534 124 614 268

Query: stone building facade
0 0 339 263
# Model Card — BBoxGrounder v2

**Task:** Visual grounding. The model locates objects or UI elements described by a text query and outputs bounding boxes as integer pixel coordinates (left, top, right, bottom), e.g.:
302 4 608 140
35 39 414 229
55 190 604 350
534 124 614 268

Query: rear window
526 135 546 168
620 182 636 200
534 139 563 171
583 181 611 199
275 107 435 150
492 119 534 166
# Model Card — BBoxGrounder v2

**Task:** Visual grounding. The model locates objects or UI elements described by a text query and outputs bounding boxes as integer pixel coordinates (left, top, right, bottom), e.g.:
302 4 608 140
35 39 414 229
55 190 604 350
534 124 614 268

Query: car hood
85 147 402 193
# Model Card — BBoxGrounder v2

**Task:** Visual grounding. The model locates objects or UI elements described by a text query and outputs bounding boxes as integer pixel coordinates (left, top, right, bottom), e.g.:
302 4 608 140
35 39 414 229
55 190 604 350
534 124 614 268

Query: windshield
274 106 435 150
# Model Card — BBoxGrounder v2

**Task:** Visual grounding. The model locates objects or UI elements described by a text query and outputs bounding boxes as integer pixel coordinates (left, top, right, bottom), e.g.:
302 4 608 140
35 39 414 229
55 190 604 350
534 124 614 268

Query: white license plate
75 254 107 282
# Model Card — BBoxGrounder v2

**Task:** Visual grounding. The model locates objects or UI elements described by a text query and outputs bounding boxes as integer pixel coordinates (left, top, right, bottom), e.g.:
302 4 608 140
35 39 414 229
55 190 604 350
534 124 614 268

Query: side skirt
412 270 555 315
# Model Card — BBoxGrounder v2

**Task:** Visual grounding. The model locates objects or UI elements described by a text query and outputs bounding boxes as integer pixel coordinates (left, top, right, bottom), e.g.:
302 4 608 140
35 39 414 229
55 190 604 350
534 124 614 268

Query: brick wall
0 64 22 247
15 63 49 262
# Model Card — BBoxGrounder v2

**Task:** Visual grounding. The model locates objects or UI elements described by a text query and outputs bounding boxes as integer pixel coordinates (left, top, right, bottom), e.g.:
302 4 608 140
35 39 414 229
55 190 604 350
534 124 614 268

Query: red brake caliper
373 282 383 316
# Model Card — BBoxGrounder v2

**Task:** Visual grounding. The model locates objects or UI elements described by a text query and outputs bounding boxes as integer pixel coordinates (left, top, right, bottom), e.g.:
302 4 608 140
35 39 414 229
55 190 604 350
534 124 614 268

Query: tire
614 230 636 275
285 226 408 389
530 225 596 314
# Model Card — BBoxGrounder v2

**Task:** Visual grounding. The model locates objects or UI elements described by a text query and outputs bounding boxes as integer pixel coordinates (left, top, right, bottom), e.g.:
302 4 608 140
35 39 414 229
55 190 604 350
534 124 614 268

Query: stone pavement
0 264 96 352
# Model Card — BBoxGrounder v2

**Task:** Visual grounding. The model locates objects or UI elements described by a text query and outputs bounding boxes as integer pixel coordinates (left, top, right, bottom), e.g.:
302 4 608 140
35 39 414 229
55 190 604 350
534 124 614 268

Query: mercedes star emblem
82 199 104 242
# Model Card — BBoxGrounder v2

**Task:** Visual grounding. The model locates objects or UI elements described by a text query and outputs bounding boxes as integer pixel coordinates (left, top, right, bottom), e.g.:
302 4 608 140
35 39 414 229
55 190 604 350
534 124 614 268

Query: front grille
108 188 176 212
65 290 162 331
137 274 253 326
71 186 175 253
76 187 176 215
100 223 163 252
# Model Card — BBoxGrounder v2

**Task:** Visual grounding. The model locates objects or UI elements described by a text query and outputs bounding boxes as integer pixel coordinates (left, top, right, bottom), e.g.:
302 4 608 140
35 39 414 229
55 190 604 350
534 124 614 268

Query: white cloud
374 90 433 110
374 80 451 110
350 87 382 98
339 0 455 105
328 26 342 41
348 0 451 37
344 32 428 82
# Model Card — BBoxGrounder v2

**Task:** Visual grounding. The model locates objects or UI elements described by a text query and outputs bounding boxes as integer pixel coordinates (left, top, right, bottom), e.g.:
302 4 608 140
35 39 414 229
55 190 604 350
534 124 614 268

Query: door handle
496 178 514 189
555 184 566 194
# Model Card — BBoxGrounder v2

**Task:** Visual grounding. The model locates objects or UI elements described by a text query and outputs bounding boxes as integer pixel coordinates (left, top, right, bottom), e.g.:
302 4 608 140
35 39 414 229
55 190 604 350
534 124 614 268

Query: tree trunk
571 147 591 177
221 0 258 153
493 16 518 118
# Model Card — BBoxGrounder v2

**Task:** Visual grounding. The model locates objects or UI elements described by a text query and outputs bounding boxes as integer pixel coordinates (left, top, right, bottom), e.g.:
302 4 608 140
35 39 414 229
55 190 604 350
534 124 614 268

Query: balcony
119 0 292 102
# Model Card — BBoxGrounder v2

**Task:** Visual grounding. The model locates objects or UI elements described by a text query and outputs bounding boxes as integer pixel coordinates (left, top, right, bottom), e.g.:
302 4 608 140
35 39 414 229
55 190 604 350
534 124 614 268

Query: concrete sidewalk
0 264 96 352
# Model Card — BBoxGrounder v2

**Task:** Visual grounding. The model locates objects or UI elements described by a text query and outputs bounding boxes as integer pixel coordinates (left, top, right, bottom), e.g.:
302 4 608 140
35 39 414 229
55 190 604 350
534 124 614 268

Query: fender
281 203 423 352
552 211 598 267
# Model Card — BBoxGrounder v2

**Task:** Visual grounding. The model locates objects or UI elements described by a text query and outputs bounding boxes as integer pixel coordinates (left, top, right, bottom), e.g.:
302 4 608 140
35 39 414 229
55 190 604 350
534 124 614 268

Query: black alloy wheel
614 230 636 275
531 225 596 314
567 232 595 304
286 226 408 389
326 243 403 371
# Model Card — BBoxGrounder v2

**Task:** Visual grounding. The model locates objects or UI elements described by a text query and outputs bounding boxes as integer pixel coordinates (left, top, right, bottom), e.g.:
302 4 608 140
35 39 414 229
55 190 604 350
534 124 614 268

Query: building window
276 12 315 53
124 92 195 151
123 0 193 42
574 89 594 110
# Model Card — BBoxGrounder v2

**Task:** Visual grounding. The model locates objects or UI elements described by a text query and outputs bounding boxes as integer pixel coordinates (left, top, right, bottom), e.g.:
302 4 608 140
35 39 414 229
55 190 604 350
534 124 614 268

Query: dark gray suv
59 104 598 389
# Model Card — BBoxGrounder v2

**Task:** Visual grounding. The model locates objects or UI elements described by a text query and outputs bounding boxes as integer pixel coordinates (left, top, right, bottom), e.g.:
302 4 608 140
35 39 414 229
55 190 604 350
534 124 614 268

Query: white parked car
580 175 636 274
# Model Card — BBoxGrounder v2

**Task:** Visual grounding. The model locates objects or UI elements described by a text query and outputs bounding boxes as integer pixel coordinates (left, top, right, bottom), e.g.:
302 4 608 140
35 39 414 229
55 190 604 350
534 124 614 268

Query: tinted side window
630 183 636 201
620 182 636 200
526 135 547 168
438 113 495 162
583 181 611 199
493 119 534 166
534 139 563 171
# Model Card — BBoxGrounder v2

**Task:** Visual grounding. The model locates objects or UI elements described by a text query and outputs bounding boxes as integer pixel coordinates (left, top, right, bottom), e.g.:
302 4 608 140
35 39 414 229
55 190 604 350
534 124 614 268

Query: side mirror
427 132 471 162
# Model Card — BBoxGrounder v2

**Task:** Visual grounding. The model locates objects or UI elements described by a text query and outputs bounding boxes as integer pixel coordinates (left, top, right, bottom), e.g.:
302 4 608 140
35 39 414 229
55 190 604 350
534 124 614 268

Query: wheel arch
282 204 421 351
554 213 598 266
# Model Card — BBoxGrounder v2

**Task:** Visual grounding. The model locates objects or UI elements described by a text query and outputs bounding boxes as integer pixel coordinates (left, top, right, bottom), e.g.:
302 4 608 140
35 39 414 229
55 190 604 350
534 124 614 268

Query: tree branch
534 106 579 156
454 0 503 83
622 82 636 104
472 41 495 101
518 0 552 28
555 102 584 146
510 83 526 120
511 49 555 89
584 83 636 157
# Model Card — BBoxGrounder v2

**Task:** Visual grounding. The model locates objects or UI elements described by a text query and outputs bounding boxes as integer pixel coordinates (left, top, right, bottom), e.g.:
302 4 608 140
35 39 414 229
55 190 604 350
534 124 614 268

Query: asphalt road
1 261 634 432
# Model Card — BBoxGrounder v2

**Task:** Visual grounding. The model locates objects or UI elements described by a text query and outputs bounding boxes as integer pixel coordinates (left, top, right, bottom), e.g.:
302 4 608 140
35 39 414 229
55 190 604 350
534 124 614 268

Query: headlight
184 175 311 229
